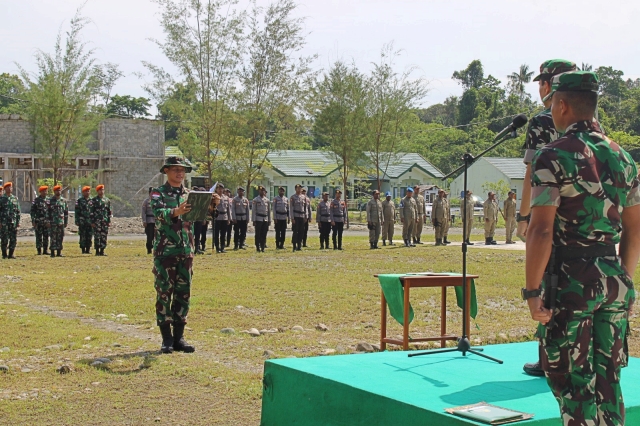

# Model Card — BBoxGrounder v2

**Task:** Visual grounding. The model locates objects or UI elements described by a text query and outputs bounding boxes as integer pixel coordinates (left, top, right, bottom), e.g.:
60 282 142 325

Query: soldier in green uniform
75 186 93 254
151 157 196 354
0 182 20 259
90 184 112 256
47 184 68 257
31 185 50 255
525 71 640 425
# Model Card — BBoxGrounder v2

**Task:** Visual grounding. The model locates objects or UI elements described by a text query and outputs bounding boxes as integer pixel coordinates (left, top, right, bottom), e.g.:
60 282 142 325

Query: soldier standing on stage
75 186 93 254
483 191 498 245
252 185 271 252
301 188 312 247
272 186 289 249
316 192 332 249
464 190 475 245
366 190 383 249
412 186 426 244
47 184 68 257
90 184 111 256
504 191 517 244
232 187 249 250
290 184 307 252
400 187 417 247
224 188 233 247
31 185 50 255
142 188 156 255
381 192 395 246
330 189 346 250
214 184 231 253
151 156 195 354
442 191 451 245
432 189 446 246
0 182 20 259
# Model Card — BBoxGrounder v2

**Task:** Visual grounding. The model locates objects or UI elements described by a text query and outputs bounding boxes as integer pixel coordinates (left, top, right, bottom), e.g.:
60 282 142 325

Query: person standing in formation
0 182 20 259
381 191 395 246
231 187 249 251
330 189 346 250
207 189 220 253
224 188 233 248
214 184 231 253
366 190 383 249
150 156 195 354
400 187 417 247
31 185 50 255
432 189 447 246
47 185 68 257
75 186 93 254
504 191 517 244
316 192 332 249
412 186 426 244
141 187 156 255
442 191 451 244
290 184 307 252
90 185 112 256
252 186 271 252
464 190 475 245
192 186 204 255
301 188 312 248
483 191 499 245
272 187 289 249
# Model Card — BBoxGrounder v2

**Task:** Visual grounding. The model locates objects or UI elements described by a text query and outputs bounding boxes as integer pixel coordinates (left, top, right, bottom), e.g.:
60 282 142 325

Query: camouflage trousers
539 268 634 426
49 225 65 251
93 222 108 249
0 224 17 250
34 223 49 250
153 255 193 326
78 224 93 249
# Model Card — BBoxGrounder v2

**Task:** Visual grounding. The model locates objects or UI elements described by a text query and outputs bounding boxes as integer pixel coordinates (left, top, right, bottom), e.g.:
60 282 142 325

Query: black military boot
465 239 474 246
382 240 386 246
172 323 195 353
147 248 152 254
435 238 442 246
369 243 374 250
490 238 497 245
389 240 394 245
485 238 492 245
101 248 107 256
1 249 6 259
523 360 545 377
96 249 100 256
43 245 49 256
50 251 56 258
37 248 42 255
8 250 16 259
159 323 174 354
444 237 451 245
57 250 63 257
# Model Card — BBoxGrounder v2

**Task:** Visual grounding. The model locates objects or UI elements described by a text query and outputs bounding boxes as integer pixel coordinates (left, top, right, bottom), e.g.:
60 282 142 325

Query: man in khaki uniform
503 191 517 244
442 191 451 244
381 191 395 246
412 186 426 244
464 190 475 245
483 191 499 245
400 187 417 247
431 189 447 246
366 190 383 249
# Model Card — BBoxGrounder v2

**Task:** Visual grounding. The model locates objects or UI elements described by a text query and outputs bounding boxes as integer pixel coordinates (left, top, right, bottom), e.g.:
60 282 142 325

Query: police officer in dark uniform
231 187 249 250
272 186 289 249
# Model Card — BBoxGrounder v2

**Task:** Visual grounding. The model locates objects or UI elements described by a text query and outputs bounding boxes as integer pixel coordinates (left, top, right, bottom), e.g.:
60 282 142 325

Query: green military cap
533 59 577 82
160 156 192 174
542 71 599 102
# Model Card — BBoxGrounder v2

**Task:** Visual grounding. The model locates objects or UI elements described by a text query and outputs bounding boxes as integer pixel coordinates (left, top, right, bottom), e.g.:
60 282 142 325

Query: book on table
445 402 533 425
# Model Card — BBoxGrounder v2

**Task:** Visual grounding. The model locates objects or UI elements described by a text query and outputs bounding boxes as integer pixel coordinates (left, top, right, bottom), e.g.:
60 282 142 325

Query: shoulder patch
151 191 162 200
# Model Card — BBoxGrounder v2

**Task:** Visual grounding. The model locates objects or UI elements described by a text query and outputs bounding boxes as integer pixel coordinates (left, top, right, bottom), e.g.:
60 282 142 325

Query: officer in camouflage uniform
0 182 20 259
47 184 68 257
31 185 50 255
90 184 111 256
520 59 578 378
151 157 196 354
525 71 640 425
75 186 93 254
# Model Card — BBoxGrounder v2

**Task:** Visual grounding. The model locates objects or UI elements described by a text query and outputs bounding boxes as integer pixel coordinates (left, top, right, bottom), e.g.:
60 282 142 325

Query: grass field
1 235 639 425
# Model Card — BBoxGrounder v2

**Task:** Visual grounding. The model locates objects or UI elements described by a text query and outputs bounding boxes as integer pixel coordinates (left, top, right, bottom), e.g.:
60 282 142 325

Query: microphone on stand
493 114 528 141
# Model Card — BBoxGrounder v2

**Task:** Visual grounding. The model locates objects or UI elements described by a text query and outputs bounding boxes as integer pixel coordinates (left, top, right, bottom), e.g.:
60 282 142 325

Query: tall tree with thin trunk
507 64 533 101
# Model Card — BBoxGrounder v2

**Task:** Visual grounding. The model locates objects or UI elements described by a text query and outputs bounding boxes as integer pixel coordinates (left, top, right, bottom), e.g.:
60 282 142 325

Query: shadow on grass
79 350 160 375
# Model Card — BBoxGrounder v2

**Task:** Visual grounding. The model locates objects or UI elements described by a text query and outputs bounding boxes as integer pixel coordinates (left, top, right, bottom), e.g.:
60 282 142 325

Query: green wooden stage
261 341 640 425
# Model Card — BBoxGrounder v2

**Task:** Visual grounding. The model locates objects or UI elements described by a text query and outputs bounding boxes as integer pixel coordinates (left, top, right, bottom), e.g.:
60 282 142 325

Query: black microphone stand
408 130 521 363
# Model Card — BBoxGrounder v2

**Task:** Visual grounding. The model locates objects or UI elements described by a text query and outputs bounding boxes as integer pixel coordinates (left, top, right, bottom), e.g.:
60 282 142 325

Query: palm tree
581 63 593 71
508 64 534 101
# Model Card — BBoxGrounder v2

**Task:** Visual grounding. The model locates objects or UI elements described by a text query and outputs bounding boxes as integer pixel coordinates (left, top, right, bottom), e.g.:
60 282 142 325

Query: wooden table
376 273 478 351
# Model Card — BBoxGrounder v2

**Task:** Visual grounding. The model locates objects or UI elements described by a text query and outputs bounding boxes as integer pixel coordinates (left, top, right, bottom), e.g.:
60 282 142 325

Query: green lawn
1 236 638 425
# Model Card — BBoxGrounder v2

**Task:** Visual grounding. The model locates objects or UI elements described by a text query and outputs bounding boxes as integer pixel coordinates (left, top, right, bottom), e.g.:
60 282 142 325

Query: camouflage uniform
0 192 20 255
531 72 640 425
75 196 93 252
90 196 111 251
150 182 194 326
31 194 49 252
47 196 68 252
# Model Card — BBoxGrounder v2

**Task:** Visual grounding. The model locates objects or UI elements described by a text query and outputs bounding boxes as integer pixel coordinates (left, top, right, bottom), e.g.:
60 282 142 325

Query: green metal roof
267 150 338 177
483 157 526 179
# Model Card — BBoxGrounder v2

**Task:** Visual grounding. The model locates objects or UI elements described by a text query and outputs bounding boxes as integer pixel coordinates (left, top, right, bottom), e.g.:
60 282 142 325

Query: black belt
320 214 330 217
236 214 247 217
555 245 616 260
276 211 287 215
146 215 154 217
257 213 267 218
294 210 304 214
333 214 343 218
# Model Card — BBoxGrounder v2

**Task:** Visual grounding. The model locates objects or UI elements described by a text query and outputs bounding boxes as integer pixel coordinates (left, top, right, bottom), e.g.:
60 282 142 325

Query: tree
482 179 511 203
17 9 103 184
0 73 26 114
581 63 593 72
507 64 533 101
107 94 151 118
452 60 484 90
94 62 123 106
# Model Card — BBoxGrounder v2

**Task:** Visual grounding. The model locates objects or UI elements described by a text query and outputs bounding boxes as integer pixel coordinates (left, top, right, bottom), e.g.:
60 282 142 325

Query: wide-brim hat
160 156 192 174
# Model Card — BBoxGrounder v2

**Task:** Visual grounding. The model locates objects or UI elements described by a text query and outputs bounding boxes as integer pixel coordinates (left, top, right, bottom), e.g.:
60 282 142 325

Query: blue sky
3 0 639 113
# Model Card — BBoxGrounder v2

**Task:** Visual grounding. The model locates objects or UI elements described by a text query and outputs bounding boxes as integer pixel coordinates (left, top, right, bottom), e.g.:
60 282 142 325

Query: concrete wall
0 115 33 154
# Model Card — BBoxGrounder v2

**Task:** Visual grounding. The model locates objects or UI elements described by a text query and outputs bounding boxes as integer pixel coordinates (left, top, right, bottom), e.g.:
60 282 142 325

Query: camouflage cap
542 71 599 102
533 59 577 82
160 156 192 174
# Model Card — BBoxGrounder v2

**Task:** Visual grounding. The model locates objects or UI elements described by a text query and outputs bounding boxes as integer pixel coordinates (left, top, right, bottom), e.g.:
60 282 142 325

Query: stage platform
261 341 640 425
